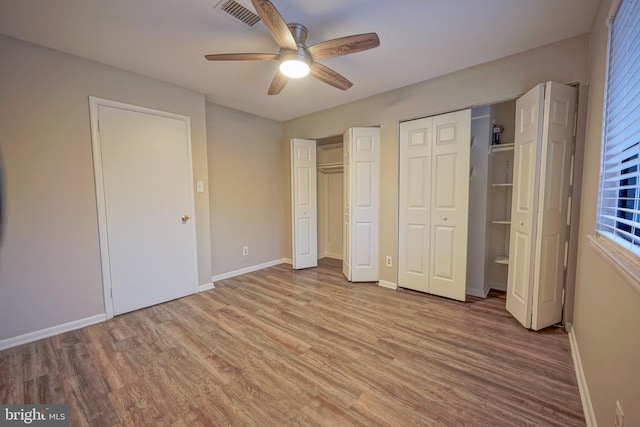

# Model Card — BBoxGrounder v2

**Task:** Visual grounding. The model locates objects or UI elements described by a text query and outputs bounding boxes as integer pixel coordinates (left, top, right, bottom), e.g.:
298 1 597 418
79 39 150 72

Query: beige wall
283 35 590 285
573 0 640 425
205 103 285 277
0 35 211 340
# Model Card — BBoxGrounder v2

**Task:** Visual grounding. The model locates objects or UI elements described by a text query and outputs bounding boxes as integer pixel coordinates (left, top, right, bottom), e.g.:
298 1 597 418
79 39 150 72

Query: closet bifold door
398 110 471 301
290 138 318 270
343 127 380 282
398 118 432 293
506 82 576 330
506 84 544 328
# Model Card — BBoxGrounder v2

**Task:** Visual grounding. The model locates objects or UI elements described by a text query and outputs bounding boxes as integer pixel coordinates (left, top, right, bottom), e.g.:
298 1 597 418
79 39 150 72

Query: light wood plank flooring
0 259 585 426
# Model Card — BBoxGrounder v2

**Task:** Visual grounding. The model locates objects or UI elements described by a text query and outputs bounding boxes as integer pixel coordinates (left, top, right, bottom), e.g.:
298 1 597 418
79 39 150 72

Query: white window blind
597 0 640 257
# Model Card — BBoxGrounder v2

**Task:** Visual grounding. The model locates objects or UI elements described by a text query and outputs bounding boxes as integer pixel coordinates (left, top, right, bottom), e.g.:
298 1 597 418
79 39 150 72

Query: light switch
196 180 204 193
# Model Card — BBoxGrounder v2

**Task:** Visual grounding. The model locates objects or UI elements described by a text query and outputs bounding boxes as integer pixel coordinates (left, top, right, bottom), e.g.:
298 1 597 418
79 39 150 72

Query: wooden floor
0 259 585 426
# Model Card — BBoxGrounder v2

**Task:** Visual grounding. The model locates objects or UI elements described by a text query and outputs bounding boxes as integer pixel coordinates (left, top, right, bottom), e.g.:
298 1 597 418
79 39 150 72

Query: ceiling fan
205 0 380 95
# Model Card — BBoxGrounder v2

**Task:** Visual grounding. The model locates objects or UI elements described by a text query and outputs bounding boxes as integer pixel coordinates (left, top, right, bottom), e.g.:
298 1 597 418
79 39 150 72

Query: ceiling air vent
215 0 262 28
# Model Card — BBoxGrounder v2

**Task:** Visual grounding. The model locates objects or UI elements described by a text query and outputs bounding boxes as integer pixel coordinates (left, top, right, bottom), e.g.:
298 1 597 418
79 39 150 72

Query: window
597 0 640 257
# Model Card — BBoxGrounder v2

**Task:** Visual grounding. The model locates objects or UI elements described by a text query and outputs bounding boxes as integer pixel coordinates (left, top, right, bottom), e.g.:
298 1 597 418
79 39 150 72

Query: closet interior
316 135 344 261
467 100 516 298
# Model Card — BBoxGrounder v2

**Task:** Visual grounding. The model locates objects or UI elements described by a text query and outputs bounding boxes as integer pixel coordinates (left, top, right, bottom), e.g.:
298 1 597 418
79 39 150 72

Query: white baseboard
466 286 491 298
568 327 597 427
378 280 398 290
199 282 215 292
488 280 507 292
319 252 343 260
0 314 107 351
211 258 290 282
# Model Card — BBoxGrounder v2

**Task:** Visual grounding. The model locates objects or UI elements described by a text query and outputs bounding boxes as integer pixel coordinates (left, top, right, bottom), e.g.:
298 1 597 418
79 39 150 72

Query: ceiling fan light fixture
280 59 310 78
205 1 380 94
279 51 310 78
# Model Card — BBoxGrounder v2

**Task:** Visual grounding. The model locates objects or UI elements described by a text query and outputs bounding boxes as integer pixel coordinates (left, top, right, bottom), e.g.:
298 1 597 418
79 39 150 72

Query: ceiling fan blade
310 62 353 91
204 53 279 61
308 33 380 60
268 71 288 95
251 0 298 51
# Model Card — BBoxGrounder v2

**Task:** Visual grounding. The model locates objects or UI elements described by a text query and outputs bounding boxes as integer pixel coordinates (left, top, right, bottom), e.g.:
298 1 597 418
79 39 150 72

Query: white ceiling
0 0 600 122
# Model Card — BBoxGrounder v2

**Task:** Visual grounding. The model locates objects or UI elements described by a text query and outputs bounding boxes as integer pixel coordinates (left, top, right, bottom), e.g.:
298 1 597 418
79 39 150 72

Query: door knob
182 215 190 222
520 220 524 226
443 216 448 221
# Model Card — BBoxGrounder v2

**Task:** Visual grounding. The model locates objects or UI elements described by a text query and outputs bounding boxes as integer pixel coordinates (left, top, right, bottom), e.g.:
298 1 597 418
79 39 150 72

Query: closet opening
468 99 517 298
316 135 344 262
397 81 583 330
291 128 380 282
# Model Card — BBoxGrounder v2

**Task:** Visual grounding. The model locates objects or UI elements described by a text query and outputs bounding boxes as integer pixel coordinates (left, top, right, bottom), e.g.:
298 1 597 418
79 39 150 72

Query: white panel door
429 110 471 301
398 118 432 292
291 139 318 269
398 110 470 301
531 82 577 330
506 84 545 328
346 128 380 282
92 99 198 316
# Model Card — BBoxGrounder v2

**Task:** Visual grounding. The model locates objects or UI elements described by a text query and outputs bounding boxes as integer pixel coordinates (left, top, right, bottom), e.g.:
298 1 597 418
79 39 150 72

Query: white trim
89 96 198 319
568 327 597 427
607 0 622 26
199 282 215 292
588 234 640 296
319 252 343 260
378 280 398 290
466 286 491 298
89 97 113 319
0 314 106 351
488 280 507 292
211 258 290 282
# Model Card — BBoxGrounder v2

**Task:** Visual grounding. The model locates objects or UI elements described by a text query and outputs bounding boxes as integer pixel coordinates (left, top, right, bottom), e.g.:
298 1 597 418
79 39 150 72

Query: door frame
89 96 198 319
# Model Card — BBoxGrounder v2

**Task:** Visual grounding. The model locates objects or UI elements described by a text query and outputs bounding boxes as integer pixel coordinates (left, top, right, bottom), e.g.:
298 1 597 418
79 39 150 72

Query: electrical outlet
385 256 392 267
242 246 249 256
615 400 624 427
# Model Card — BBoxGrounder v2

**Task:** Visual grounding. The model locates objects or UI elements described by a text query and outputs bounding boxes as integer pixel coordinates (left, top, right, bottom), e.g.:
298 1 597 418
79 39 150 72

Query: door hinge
110 287 113 298
97 119 101 133
573 111 578 137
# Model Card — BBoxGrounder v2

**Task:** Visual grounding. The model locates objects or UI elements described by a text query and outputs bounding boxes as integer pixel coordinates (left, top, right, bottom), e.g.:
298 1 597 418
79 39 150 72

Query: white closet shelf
494 256 510 265
318 162 343 174
491 183 513 187
491 220 511 225
490 142 515 153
